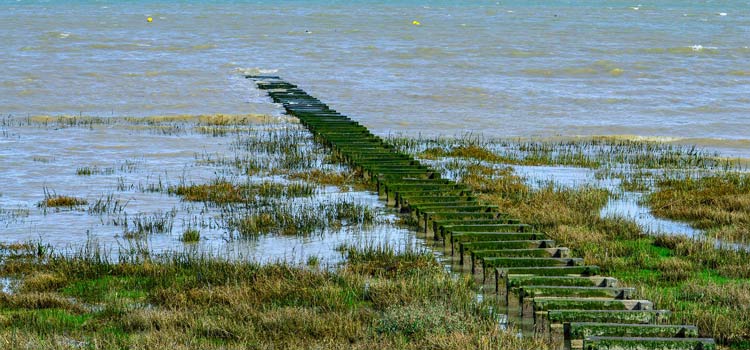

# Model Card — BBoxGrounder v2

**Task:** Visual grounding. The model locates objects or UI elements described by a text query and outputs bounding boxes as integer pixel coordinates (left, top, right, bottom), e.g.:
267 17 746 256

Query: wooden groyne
247 75 715 350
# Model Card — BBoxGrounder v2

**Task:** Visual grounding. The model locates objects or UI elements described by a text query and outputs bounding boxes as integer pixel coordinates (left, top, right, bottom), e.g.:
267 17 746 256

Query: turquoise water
1 0 749 156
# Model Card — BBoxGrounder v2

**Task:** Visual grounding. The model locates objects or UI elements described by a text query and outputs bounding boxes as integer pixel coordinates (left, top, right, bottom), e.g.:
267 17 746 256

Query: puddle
0 277 13 294
601 191 700 237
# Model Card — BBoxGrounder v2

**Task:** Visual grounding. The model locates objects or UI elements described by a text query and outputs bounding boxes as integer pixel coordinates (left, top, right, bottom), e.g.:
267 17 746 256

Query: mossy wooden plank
473 247 566 259
533 298 653 316
245 74 281 80
482 257 583 269
504 275 616 303
401 196 477 209
440 223 532 240
482 257 583 283
384 184 461 191
450 232 547 253
471 248 569 273
422 211 506 233
460 240 555 263
399 194 476 204
568 323 699 341
520 287 635 315
548 310 670 325
506 275 615 295
494 266 602 292
521 286 632 300
394 190 473 206
436 218 522 237
583 337 715 350
414 205 495 221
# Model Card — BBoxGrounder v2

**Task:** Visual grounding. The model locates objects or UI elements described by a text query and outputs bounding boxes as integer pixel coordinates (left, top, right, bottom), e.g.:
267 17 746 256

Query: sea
1 0 749 156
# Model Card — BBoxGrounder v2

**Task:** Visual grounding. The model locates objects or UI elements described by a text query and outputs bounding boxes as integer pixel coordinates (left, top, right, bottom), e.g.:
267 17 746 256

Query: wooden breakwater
247 75 715 350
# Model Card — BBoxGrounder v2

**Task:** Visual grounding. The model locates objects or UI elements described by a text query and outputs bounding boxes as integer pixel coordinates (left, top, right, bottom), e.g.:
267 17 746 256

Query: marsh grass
87 194 127 215
230 199 375 237
26 115 111 128
76 166 115 176
389 135 734 170
0 243 549 349
0 208 30 225
390 135 739 197
120 114 273 126
31 156 53 163
122 210 177 238
451 162 750 346
191 125 327 177
647 172 750 242
288 168 367 190
170 180 317 206
198 114 272 126
180 228 200 243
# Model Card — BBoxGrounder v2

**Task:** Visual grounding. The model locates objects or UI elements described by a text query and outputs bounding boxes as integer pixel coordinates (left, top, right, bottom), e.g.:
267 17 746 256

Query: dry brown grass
39 195 88 208
648 173 750 242
0 245 550 350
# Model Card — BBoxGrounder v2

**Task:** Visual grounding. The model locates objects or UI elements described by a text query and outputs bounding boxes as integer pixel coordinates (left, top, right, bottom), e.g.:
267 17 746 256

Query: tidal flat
2 115 750 348
0 115 421 263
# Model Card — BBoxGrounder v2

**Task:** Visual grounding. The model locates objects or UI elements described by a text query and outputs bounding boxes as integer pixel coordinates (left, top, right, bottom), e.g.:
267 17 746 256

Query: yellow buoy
147 17 153 23
412 20 421 26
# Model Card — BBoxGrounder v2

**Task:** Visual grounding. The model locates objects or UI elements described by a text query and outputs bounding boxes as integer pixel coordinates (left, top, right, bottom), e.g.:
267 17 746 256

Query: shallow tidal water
0 118 424 262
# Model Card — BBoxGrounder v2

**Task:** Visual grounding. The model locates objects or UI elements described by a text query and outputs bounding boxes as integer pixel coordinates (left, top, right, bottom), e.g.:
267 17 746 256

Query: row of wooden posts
248 75 715 350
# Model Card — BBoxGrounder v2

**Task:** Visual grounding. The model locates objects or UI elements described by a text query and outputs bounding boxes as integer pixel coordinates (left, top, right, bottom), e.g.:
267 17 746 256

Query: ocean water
1 0 749 156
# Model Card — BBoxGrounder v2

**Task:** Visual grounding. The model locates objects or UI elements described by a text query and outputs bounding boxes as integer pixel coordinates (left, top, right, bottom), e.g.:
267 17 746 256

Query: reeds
87 194 128 215
230 199 375 237
287 168 365 190
122 210 177 238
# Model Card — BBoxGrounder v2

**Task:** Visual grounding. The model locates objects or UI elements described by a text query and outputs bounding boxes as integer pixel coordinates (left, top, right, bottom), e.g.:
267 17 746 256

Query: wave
520 61 625 77
728 70 750 76
396 47 457 59
506 50 547 58
87 43 216 52
591 46 722 55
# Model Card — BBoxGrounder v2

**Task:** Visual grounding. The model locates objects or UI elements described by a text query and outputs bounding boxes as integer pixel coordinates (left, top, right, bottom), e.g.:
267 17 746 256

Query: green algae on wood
548 310 671 325
568 323 699 341
583 336 715 350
